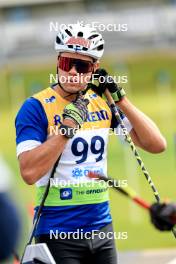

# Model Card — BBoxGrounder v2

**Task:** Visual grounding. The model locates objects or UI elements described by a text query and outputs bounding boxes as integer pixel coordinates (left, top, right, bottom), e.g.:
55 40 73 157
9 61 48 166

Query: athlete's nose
69 65 77 75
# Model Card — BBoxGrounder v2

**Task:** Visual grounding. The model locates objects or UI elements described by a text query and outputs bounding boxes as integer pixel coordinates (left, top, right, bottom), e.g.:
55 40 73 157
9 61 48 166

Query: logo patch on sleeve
44 96 56 103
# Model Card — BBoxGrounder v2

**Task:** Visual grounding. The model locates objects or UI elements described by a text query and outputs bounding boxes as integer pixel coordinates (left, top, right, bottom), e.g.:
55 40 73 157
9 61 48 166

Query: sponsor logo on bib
60 188 72 200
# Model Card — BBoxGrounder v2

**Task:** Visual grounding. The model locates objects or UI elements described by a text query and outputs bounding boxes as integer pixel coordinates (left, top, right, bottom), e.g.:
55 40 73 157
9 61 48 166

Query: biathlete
15 23 166 264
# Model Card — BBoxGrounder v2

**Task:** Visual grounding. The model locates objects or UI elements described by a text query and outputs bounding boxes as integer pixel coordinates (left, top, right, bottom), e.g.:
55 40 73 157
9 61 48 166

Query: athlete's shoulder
15 95 48 146
32 86 54 102
16 96 46 121
16 85 56 114
15 93 48 138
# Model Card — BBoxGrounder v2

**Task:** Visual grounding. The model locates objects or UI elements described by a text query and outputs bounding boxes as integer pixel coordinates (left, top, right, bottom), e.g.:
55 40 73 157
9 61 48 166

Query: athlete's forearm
117 97 167 153
19 134 68 185
19 120 75 185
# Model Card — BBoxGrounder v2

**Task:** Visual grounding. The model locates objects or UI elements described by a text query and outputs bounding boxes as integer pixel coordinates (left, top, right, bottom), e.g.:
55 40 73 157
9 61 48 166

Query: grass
0 52 176 254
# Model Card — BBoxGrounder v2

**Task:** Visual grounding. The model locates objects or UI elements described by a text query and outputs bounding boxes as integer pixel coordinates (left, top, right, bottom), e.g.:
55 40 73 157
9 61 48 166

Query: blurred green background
0 51 176 253
0 1 176 262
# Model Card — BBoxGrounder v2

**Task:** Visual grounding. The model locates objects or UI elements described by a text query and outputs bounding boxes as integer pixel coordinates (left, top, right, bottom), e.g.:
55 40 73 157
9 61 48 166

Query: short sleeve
15 97 48 156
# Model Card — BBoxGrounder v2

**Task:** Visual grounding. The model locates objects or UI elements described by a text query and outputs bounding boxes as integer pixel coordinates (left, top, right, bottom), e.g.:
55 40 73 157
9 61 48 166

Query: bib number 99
71 136 105 164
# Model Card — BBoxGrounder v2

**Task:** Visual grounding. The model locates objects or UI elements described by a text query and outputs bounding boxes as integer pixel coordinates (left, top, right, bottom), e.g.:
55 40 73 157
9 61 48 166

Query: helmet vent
68 45 73 48
56 36 61 44
77 31 83 37
97 44 104 51
82 47 88 51
65 29 72 37
88 34 99 40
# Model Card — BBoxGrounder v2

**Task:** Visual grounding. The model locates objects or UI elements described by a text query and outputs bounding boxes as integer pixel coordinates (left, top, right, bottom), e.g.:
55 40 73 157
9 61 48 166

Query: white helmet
55 23 104 60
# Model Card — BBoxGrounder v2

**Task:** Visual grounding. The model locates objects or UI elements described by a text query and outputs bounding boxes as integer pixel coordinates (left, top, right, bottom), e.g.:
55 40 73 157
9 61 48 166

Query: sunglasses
58 56 94 74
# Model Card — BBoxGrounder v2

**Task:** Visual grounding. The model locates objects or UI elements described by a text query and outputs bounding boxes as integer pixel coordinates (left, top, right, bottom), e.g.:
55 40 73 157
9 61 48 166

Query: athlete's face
57 52 99 93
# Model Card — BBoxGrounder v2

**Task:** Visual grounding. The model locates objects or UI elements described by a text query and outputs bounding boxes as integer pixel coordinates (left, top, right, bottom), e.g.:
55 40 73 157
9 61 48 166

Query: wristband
111 87 126 102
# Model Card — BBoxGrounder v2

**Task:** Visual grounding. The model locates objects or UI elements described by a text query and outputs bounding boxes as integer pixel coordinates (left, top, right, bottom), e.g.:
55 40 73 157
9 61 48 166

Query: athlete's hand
150 202 176 231
62 93 89 128
94 68 126 102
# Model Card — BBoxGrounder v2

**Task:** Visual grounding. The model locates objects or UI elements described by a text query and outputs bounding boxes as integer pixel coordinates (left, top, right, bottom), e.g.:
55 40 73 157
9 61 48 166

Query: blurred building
0 0 176 64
